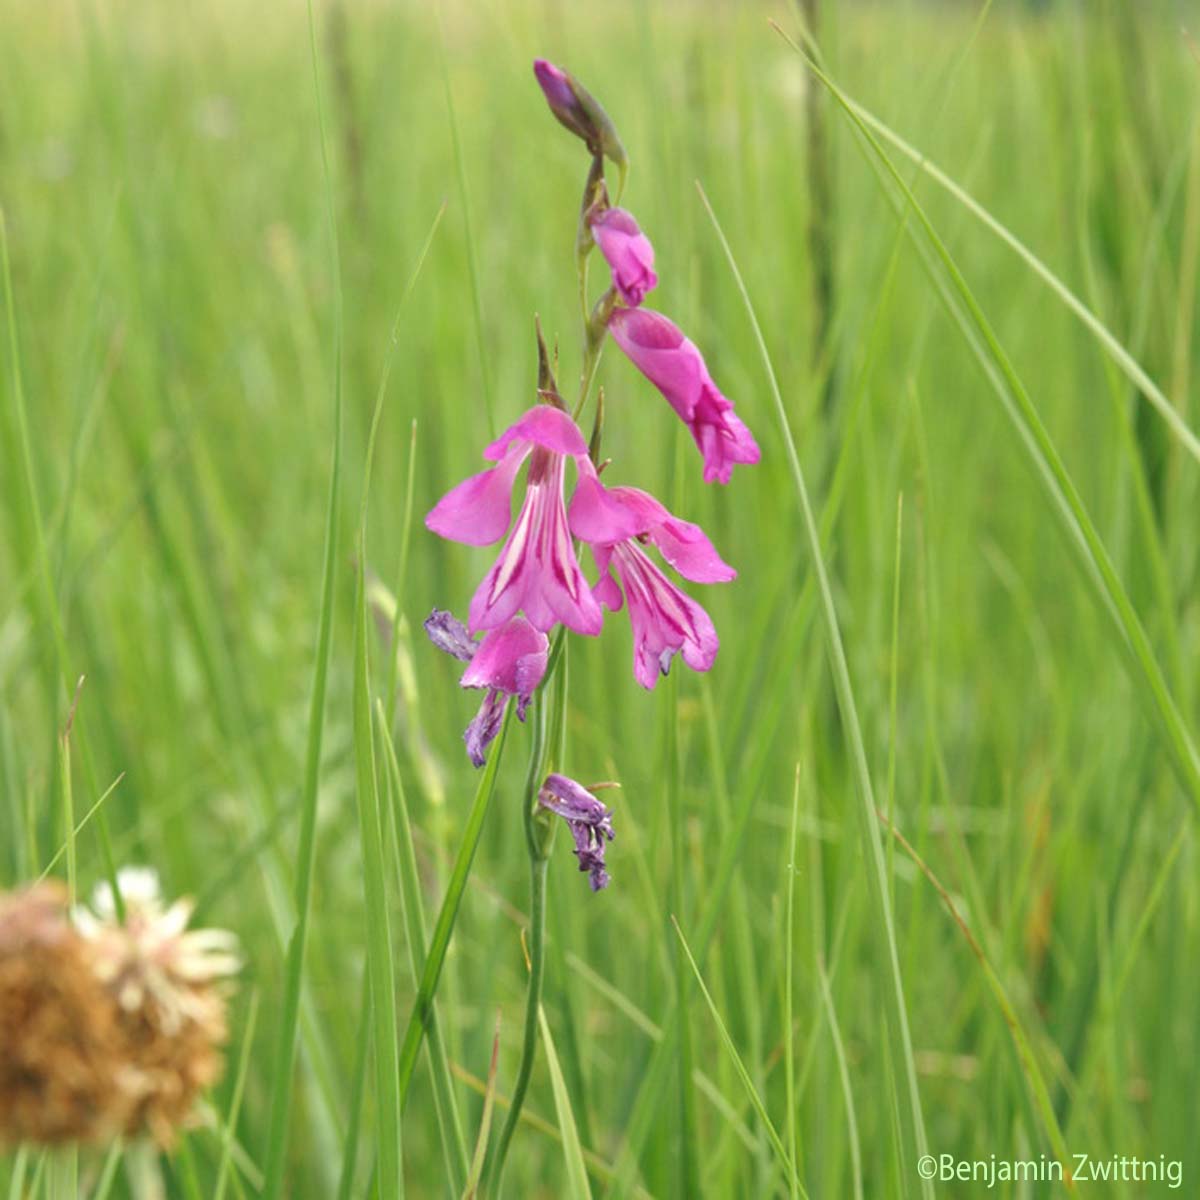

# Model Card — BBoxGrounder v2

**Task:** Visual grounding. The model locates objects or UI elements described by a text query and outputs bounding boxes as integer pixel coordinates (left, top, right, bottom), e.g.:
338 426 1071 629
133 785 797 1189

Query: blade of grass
671 918 807 1199
538 1006 593 1200
89 1145 121 1200
57 682 81 905
773 26 1200 810
355 545 404 1200
815 959 864 1200
436 6 493 435
664 671 698 1197
784 765 801 1199
375 700 469 1191
878 810 1070 1171
396 704 513 1104
335 974 372 1200
214 989 260 1200
259 0 345 1191
696 180 932 1194
462 1012 502 1200
448 1061 655 1199
385 419 421 723
37 772 124 882
1 209 122 918
836 72 1200 467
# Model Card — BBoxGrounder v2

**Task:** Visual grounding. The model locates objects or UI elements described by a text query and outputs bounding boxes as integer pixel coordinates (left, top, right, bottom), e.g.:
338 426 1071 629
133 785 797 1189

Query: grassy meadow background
3 0 1200 1195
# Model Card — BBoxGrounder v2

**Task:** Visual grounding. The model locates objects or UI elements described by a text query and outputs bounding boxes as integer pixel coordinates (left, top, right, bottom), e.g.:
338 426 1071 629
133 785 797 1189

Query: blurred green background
2 0 1199 1195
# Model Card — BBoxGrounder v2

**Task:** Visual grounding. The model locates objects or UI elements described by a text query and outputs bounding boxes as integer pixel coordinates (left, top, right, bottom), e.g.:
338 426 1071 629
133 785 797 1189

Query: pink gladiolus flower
424 610 549 767
589 208 657 307
426 406 635 636
608 307 760 485
569 481 735 689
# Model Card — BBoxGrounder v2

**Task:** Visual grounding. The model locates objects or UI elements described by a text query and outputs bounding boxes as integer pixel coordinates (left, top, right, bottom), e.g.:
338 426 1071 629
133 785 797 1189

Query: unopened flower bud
533 59 628 185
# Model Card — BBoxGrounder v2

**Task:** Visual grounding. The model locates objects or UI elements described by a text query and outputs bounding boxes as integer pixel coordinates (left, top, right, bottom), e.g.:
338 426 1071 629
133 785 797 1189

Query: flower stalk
484 634 561 1193
419 54 758 1184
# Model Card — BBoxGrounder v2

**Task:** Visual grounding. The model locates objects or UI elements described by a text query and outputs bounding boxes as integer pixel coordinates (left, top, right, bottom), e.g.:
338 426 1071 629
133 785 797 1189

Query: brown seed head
0 884 128 1145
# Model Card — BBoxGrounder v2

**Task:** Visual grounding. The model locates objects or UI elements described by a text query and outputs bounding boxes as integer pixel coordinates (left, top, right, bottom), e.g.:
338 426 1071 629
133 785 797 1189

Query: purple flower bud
532 59 627 176
533 60 580 130
538 774 616 892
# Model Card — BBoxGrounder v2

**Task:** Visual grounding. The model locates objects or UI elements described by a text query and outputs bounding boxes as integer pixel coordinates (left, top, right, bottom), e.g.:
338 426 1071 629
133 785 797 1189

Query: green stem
485 662 555 1195
572 323 605 423
491 853 549 1196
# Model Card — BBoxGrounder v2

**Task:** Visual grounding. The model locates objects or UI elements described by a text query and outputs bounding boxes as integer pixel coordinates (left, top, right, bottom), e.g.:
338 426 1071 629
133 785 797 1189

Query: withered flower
0 869 239 1148
0 883 125 1145
75 867 241 1146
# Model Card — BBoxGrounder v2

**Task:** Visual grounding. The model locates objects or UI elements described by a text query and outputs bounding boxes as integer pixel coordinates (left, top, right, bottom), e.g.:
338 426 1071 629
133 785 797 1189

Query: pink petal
692 392 762 485
461 617 549 696
426 448 527 546
605 487 735 583
568 465 644 546
591 545 625 613
578 482 735 582
608 308 705 424
483 405 589 462
612 542 719 690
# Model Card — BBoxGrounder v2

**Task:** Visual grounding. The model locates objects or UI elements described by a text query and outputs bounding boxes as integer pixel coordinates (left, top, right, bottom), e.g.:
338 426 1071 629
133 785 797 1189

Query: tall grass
2 1 1198 1196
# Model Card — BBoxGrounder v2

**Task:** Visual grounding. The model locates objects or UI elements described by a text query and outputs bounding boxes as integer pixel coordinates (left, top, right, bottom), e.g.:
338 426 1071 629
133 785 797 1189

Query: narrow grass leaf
214 989 260 1200
671 918 807 1199
462 1012 502 1200
816 959 864 1200
354 549 404 1200
696 180 932 1194
878 811 1070 1172
396 704 513 1103
773 28 1200 811
538 1006 593 1200
260 0 345 1190
375 700 469 1191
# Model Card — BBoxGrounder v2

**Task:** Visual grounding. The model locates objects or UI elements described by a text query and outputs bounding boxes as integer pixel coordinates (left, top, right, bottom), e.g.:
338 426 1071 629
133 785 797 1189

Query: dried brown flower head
0 869 240 1148
75 868 241 1146
0 883 125 1145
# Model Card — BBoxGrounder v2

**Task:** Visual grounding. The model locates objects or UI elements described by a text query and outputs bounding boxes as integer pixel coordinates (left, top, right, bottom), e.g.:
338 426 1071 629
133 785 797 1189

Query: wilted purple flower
424 610 549 767
607 307 760 485
569 481 735 689
589 207 657 307
537 773 615 891
426 406 633 637
423 608 478 663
